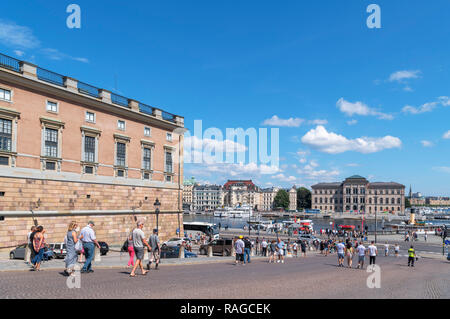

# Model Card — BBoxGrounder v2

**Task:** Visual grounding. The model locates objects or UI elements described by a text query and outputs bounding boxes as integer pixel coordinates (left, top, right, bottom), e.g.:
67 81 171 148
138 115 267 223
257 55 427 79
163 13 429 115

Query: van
199 238 233 256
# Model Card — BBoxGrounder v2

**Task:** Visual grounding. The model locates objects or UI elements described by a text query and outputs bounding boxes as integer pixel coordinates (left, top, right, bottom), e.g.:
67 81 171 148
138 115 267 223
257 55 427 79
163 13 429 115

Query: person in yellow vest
408 245 416 267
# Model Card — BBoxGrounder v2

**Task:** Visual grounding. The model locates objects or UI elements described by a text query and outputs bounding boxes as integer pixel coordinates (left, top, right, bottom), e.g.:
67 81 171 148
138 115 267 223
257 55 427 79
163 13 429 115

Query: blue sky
1 1 449 195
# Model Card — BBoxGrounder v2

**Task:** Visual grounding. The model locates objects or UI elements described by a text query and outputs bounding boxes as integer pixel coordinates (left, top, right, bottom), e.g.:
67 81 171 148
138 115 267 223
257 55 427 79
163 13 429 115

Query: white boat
213 207 231 218
216 205 253 218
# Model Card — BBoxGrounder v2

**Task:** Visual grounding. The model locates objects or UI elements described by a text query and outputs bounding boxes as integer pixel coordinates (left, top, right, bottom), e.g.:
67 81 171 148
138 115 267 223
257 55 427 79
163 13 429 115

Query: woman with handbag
31 226 46 271
65 221 81 275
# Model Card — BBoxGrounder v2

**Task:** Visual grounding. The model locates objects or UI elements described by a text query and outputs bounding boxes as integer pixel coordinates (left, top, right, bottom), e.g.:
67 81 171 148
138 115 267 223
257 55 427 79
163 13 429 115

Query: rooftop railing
111 93 130 108
77 81 100 98
139 102 155 116
0 52 182 125
0 53 20 73
37 67 65 87
162 110 176 123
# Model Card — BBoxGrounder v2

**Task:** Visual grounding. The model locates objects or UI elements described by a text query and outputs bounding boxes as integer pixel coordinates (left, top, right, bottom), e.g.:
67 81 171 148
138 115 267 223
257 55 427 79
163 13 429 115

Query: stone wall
0 176 183 250
0 213 182 251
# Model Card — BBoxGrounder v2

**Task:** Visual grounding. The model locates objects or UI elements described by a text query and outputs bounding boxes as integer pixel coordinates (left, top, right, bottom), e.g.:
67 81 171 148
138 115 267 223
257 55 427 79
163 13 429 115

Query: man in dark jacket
243 237 252 264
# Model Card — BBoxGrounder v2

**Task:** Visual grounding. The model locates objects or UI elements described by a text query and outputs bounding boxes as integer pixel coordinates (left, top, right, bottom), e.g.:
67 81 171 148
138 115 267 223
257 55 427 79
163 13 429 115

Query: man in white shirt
368 241 378 265
336 241 345 267
261 239 268 257
356 242 366 269
80 221 101 273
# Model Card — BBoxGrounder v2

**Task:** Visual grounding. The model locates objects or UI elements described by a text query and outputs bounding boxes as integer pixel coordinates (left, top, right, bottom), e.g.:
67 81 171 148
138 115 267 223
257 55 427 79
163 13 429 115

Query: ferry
214 205 253 218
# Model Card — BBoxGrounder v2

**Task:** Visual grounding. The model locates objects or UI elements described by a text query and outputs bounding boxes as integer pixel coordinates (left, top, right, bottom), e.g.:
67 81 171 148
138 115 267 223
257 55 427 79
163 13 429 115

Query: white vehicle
183 222 220 239
162 237 190 248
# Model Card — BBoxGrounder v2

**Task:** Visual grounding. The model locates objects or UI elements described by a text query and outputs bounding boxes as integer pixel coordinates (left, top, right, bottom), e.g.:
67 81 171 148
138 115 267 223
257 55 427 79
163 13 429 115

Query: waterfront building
425 197 450 206
288 186 297 211
223 180 260 209
182 176 196 210
192 185 223 211
0 53 184 250
259 187 279 211
311 175 405 214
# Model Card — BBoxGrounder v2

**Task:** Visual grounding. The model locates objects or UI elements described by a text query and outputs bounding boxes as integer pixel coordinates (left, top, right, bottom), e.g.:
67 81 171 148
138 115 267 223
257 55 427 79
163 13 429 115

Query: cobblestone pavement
1 253 448 299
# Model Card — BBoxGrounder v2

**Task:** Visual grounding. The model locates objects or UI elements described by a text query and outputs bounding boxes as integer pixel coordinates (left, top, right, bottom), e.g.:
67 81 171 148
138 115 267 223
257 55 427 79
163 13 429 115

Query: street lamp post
154 198 161 232
374 192 378 244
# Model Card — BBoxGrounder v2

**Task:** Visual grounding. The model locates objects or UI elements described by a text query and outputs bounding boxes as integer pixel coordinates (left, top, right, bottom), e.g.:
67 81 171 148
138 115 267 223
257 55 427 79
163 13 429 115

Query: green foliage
297 187 312 210
274 189 290 210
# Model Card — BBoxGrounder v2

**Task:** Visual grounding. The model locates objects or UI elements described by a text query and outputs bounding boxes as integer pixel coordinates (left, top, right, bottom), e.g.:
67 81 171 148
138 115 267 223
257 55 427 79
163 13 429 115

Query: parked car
48 243 67 259
199 238 233 256
98 241 109 256
297 234 318 243
162 237 190 248
9 244 55 260
160 245 197 259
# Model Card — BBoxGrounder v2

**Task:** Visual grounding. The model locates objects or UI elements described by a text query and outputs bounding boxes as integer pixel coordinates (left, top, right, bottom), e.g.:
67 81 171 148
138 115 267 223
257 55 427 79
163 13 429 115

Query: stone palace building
0 52 185 250
311 175 405 214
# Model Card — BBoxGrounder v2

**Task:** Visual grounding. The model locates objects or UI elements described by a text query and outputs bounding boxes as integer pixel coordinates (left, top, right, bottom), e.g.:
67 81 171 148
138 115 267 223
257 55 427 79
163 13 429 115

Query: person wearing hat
80 221 101 273
147 228 160 270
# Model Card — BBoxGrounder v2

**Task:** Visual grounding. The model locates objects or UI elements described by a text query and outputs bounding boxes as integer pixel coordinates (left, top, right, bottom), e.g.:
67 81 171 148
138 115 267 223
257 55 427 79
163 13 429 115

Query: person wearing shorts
277 238 285 263
268 240 277 263
336 241 345 267
394 244 400 257
130 221 152 277
234 236 245 266
356 242 366 269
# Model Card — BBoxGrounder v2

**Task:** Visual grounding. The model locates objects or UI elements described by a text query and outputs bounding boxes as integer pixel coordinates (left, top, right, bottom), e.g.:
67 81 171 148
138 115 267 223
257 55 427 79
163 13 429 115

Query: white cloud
41 48 89 63
309 119 328 125
347 119 358 125
262 115 304 127
438 96 450 106
13 50 25 57
433 167 450 174
420 140 433 147
0 20 40 48
346 163 360 167
402 102 437 114
388 70 421 82
301 125 402 154
443 131 450 139
337 98 393 120
272 173 297 182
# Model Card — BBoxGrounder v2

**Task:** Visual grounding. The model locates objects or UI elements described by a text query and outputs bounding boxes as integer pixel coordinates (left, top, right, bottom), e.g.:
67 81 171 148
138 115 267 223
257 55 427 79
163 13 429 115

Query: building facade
311 175 405 214
192 185 223 211
223 180 260 209
0 53 184 250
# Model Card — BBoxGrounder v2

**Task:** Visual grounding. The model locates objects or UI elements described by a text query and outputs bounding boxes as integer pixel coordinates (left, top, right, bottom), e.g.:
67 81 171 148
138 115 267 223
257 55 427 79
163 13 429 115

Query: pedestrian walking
277 238 285 263
243 237 252 264
408 245 416 267
234 236 245 266
130 221 151 277
368 241 377 265
31 226 46 271
261 238 268 256
320 241 324 255
268 240 276 263
147 229 160 270
345 240 354 268
300 240 307 257
126 231 135 268
324 240 329 256
336 240 345 267
80 221 101 274
384 242 390 256
292 241 298 257
356 242 366 269
394 244 400 257
424 231 428 242
64 221 80 275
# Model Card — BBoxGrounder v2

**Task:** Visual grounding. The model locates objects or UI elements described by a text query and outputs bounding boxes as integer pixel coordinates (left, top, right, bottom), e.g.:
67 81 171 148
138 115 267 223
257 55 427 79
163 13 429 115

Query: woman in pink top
31 226 46 271
127 232 135 267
